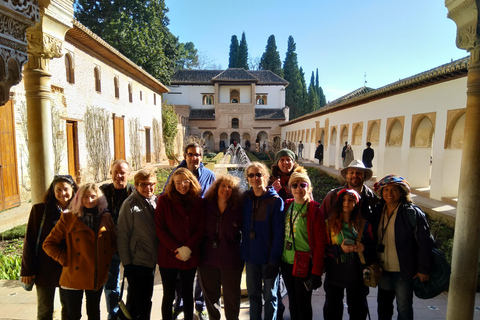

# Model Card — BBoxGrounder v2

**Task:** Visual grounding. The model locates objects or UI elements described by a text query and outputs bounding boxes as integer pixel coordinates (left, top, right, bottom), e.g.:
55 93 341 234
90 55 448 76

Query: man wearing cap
320 159 379 223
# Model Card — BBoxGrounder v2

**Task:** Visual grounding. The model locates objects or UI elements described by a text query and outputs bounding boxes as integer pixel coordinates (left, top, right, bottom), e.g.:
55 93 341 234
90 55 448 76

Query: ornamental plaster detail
26 26 64 59
3 0 40 22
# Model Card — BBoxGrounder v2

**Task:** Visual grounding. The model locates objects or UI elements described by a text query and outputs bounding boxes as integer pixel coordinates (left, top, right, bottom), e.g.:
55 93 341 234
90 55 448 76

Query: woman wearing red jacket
280 167 327 320
155 167 205 320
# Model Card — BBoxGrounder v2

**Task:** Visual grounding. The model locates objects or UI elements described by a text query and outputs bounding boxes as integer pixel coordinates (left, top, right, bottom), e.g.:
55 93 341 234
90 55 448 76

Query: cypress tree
236 32 249 69
259 35 283 77
229 35 239 68
316 69 327 107
283 36 304 119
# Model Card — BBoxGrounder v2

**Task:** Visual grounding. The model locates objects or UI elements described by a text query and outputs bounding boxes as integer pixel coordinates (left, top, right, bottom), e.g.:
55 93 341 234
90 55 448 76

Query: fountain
214 144 251 190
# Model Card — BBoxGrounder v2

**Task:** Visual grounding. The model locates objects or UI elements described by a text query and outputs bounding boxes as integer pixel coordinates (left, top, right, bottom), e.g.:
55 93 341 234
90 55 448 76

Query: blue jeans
246 263 279 320
104 254 121 319
377 271 414 320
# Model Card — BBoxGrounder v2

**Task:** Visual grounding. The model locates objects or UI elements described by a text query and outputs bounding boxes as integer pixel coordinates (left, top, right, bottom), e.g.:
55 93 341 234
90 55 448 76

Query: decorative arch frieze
410 112 436 148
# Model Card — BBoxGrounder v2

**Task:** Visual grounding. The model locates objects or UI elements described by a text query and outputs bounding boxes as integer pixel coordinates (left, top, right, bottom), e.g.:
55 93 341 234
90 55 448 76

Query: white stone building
164 68 289 152
281 57 469 203
0 20 168 208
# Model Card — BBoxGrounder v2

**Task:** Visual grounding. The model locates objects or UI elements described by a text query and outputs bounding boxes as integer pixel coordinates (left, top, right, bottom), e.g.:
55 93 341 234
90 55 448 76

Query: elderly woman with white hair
373 175 433 320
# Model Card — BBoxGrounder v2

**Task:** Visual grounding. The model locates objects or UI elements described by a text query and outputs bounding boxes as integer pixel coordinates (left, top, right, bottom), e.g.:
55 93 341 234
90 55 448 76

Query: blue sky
165 0 467 102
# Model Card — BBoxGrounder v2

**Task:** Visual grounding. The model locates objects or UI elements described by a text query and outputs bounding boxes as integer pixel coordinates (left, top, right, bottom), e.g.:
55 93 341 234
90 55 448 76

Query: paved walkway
0 159 476 319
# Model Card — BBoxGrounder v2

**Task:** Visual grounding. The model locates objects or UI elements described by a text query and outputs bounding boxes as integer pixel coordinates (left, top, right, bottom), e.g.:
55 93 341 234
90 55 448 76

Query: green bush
0 252 21 280
1 224 26 240
306 168 343 204
155 167 174 194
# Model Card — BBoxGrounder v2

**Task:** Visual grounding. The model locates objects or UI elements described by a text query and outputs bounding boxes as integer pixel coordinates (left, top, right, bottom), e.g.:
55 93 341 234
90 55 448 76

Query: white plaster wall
13 37 164 188
408 148 431 188
281 76 468 200
164 85 213 108
254 85 284 108
218 85 251 104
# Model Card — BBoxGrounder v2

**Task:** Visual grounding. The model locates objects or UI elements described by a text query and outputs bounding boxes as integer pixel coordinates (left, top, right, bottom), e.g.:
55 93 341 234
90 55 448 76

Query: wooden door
145 127 151 163
113 116 125 160
66 121 80 182
0 100 20 210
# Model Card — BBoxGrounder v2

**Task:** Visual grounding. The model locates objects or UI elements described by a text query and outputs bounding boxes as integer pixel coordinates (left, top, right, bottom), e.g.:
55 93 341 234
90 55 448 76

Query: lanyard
289 200 308 250
380 202 400 244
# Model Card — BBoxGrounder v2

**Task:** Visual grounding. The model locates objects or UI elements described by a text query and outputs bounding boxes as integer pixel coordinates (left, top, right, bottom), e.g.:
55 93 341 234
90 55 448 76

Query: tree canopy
236 32 249 69
283 36 304 119
259 35 283 77
228 35 239 68
75 0 195 85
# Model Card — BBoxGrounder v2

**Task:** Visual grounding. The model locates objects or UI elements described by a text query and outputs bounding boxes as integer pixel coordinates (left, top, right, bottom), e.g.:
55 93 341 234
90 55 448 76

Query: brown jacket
43 211 116 291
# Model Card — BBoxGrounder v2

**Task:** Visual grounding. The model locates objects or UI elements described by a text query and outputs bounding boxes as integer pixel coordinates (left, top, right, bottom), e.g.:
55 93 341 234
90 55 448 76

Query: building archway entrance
230 132 240 146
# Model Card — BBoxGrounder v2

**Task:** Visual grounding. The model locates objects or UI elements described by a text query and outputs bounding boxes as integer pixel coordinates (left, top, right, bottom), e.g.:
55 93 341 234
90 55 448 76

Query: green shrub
0 252 21 280
155 167 174 194
306 168 343 204
1 224 26 241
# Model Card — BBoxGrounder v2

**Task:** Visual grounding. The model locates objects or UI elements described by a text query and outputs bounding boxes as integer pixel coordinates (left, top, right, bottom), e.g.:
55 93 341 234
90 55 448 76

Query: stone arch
220 132 228 150
257 131 268 151
65 53 75 84
367 120 380 146
340 125 349 145
446 110 466 149
330 127 337 145
230 131 240 145
352 123 363 145
273 136 280 150
386 118 404 146
202 131 214 152
230 89 239 103
411 114 435 148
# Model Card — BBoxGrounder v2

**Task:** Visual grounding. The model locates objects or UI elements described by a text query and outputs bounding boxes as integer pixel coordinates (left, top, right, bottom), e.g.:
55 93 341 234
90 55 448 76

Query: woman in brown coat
43 183 116 320
21 175 78 320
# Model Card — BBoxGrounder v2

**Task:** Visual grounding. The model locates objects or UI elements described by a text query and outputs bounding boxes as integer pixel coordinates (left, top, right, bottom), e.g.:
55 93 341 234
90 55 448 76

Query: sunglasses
291 182 309 189
247 173 264 178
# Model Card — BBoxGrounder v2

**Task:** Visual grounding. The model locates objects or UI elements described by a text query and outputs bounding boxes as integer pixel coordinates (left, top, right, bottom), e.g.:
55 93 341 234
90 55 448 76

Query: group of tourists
20 142 433 320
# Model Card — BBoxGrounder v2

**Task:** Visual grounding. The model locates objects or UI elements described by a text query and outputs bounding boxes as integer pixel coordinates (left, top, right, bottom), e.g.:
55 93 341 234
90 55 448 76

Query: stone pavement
0 159 476 319
2 276 480 320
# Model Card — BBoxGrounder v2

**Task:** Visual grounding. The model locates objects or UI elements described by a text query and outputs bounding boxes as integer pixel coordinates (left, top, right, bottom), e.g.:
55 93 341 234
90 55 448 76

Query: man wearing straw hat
320 159 379 223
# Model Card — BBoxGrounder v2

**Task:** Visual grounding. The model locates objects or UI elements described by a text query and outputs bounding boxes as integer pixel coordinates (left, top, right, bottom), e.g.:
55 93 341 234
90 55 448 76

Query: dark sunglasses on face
291 182 308 189
247 173 264 178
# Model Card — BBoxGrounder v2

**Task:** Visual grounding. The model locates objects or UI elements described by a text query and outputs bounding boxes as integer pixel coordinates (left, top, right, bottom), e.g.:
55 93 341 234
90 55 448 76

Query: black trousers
160 267 197 320
280 262 313 320
62 287 103 320
323 281 368 320
125 265 155 320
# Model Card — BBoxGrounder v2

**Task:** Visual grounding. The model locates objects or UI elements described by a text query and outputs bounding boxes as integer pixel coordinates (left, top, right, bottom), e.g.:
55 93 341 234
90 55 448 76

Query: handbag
21 209 46 291
292 250 310 278
289 201 311 278
357 219 382 288
110 274 132 320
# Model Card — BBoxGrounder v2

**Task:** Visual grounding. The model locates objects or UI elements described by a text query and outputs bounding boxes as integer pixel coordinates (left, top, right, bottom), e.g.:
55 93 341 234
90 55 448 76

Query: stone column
25 1 73 204
445 1 480 319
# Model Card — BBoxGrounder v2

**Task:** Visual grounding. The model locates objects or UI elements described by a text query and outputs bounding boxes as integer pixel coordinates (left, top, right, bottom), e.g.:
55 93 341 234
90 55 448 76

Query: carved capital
27 23 64 59
445 0 480 51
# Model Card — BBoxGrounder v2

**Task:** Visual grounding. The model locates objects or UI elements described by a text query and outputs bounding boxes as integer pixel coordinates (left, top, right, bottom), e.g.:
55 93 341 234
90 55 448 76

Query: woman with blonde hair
199 174 243 320
155 167 205 320
241 161 284 320
280 167 327 320
43 183 116 320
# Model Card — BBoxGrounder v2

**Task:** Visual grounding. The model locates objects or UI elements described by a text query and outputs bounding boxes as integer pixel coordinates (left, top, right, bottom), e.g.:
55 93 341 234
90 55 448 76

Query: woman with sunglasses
155 167 205 320
199 174 243 320
43 183 117 320
21 175 78 320
324 188 375 320
241 162 284 320
280 167 327 320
